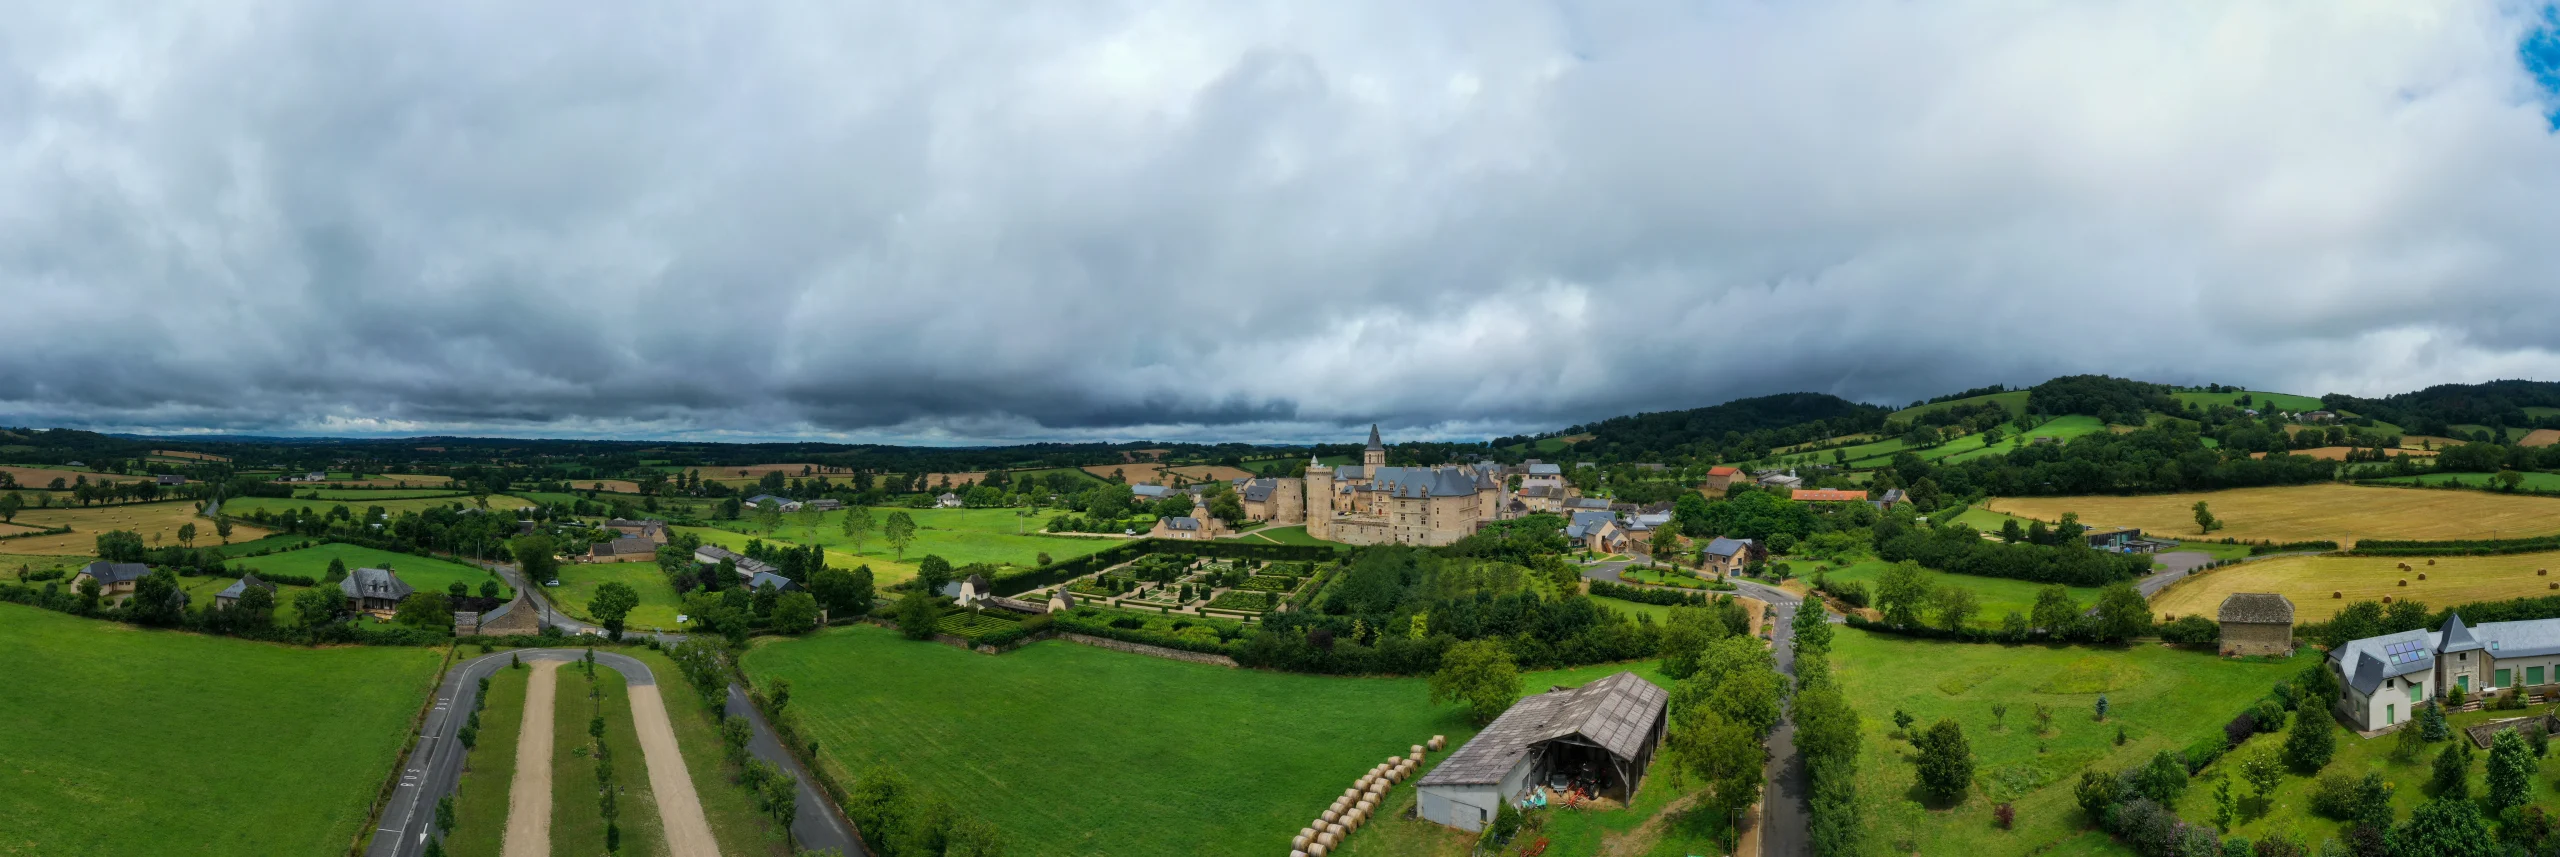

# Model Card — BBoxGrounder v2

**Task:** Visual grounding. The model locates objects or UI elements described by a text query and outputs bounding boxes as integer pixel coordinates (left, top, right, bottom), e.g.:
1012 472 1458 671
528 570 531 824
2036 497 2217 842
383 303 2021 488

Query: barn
1414 672 1668 832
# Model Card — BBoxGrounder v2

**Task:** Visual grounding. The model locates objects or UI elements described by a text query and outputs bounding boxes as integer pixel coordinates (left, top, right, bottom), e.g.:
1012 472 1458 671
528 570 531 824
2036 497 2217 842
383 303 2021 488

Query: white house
2330 613 2560 731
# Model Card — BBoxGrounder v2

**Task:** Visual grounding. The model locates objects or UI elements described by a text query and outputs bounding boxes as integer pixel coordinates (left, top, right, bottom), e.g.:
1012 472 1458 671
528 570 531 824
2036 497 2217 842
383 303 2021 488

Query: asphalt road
2134 551 2218 598
1579 560 1812 855
726 685 868 856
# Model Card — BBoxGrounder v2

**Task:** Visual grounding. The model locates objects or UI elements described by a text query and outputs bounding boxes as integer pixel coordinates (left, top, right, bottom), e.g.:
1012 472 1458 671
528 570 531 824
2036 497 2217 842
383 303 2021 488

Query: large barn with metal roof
1413 671 1668 831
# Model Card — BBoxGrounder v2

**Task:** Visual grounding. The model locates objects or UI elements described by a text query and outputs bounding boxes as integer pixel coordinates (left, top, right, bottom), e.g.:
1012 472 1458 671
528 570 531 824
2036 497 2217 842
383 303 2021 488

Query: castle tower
1305 453 1335 541
1363 424 1385 470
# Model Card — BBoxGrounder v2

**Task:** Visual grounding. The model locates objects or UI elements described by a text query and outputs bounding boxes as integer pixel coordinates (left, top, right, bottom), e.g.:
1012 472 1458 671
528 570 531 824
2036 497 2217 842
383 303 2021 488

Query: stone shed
2218 592 2296 657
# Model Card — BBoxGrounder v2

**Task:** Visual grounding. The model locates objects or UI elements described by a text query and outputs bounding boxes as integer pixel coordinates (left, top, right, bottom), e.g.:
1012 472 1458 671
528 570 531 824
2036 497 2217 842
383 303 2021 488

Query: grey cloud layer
4 1 2559 441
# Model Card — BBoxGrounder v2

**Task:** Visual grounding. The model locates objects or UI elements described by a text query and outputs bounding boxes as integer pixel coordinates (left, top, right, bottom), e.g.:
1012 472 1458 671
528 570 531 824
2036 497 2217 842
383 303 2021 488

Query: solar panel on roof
2383 640 2427 665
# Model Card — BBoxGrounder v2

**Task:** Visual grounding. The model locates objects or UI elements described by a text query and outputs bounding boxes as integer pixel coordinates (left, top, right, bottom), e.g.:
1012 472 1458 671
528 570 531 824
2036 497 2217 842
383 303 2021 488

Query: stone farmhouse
604 518 668 544
214 573 275 611
2330 613 2560 731
1147 494 1230 540
341 567 414 615
1305 426 1508 547
1233 476 1305 525
587 536 659 563
1700 537 1762 576
2215 593 2295 657
1700 465 1750 493
693 545 780 580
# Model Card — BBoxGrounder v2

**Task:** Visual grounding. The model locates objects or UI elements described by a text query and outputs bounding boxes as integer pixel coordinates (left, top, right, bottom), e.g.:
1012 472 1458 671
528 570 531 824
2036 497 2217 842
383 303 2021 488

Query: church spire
1366 424 1383 451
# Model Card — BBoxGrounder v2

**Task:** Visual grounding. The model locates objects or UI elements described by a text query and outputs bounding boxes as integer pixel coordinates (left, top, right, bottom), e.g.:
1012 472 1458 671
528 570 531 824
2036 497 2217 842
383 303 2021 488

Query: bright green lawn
294 489 473 501
2172 707 2560 846
444 661 529 857
700 506 1117 576
220 493 537 518
1893 390 2033 422
1835 629 2311 857
1251 524 1346 547
2364 471 2560 491
1814 558 2101 629
1936 416 2111 464
744 623 1663 857
2172 541 2257 562
1947 506 2038 534
2172 390 2326 413
551 663 663 857
0 603 444 857
680 526 910 585
229 543 512 601
552 561 687 632
205 533 317 557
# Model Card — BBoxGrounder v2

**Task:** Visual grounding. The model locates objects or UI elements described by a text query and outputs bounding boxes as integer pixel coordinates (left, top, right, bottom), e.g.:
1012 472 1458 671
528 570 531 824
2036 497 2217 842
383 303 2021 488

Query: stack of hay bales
1294 737 1450 854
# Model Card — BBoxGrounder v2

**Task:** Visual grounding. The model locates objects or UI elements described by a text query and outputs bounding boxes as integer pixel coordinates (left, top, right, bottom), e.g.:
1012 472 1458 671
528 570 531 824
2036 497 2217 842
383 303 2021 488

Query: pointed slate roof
1366 424 1383 450
2216 593 2295 625
340 567 414 602
2440 612 2483 653
217 573 274 601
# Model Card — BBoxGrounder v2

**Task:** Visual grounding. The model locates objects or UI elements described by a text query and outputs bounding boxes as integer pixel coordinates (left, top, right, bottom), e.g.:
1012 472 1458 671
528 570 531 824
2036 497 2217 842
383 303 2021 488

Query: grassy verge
552 662 663 857
444 662 530 857
625 648 795 857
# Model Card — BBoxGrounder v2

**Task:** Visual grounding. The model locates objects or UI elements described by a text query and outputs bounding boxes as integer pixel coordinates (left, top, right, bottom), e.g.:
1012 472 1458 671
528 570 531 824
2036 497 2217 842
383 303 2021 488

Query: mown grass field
2364 471 2560 491
0 603 445 857
743 624 1664 857
218 493 537 518
700 506 1121 578
1986 483 2560 547
1814 557 2103 629
2171 390 2326 413
443 661 530 857
1892 390 2032 422
0 500 272 556
231 543 513 601
1833 628 2312 857
553 561 687 632
2150 550 2560 622
551 664 663 857
294 488 473 501
0 464 149 487
2171 706 2560 846
1246 524 1346 547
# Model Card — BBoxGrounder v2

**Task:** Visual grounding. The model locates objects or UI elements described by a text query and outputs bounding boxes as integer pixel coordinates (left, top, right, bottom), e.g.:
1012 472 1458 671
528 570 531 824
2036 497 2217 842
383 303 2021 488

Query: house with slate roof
586 536 659 563
1563 510 1627 554
1147 494 1228 540
604 518 669 544
746 571 798 592
1303 426 1509 546
1232 476 1304 524
2216 593 2295 657
341 567 415 614
71 561 153 605
2328 612 2560 730
692 545 779 580
1415 672 1668 831
743 494 801 512
214 573 276 611
1700 537 1762 577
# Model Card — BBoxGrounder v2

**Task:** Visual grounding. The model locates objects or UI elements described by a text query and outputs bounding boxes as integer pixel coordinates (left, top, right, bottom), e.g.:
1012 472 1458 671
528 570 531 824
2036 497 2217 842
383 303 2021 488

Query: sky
4 2 2560 446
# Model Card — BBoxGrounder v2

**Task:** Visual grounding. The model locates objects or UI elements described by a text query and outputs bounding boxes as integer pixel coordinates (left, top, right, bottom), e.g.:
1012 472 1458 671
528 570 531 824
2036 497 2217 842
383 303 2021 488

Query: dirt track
628 683 720 857
501 661 558 857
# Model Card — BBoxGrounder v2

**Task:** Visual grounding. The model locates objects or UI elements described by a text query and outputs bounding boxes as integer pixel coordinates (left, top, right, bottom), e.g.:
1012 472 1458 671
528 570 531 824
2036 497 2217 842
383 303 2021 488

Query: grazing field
552 561 687 632
294 488 473 501
230 543 513 601
443 662 530 857
218 493 536 518
2149 551 2560 622
1945 506 2038 534
562 479 644 493
680 526 908 583
0 603 445 857
2170 389 2325 413
2172 706 2560 846
306 474 455 488
1079 462 1257 485
0 500 272 556
744 623 1661 857
1931 416 2110 465
2257 445 2434 461
1815 557 2103 629
702 506 1120 575
0 464 148 487
2364 470 2560 491
691 463 839 485
1006 466 1109 490
1892 390 2032 421
1833 628 2311 857
151 449 231 462
1985 483 2560 547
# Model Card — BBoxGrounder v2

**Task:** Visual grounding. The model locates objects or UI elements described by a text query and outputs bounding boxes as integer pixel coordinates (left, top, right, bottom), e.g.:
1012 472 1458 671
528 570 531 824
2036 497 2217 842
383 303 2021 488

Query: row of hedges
2248 540 2339 555
989 539 1341 597
0 524 74 542
1206 590 1276 611
1048 608 1242 657
1878 524 2154 587
2346 533 2560 556
1841 613 2153 646
1588 579 1727 607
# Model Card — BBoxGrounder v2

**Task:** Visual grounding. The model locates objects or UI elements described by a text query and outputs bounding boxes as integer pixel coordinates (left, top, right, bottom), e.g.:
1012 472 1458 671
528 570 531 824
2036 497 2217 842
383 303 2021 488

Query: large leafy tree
1912 719 1974 804
2484 727 2534 814
1428 640 1521 725
510 534 560 585
589 581 641 640
2386 798 2496 857
841 506 876 552
810 565 876 618
883 512 917 559
2282 700 2336 772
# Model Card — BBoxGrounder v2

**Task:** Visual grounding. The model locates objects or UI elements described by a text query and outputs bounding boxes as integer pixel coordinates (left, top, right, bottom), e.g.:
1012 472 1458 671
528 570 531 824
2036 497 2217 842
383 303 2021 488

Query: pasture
0 500 273 556
1833 628 2311 857
308 474 455 488
680 526 907 583
295 488 473 501
2172 706 2560 846
2149 550 2560 622
562 479 644 493
703 505 1120 576
1891 390 2032 422
2259 445 2434 461
151 449 231 462
1813 558 2103 629
0 603 444 857
552 561 687 632
1985 483 2560 547
743 623 1658 857
230 543 513 601
2170 389 2325 413
1079 462 1256 486
218 493 537 518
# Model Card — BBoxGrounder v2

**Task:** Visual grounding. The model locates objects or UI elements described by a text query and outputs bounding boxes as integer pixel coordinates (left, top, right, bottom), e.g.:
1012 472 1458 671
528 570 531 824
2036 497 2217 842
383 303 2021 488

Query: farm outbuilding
1413 672 1667 832
2216 592 2296 656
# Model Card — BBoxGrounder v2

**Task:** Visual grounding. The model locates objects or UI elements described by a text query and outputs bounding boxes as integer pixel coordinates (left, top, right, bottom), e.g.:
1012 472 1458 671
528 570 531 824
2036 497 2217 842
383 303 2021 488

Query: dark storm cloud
5 1 2560 443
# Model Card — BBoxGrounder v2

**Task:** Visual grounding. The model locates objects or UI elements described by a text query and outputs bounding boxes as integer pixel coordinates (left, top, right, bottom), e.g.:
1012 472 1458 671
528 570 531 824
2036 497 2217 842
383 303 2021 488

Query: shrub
2159 614 2219 644
1994 802 2014 829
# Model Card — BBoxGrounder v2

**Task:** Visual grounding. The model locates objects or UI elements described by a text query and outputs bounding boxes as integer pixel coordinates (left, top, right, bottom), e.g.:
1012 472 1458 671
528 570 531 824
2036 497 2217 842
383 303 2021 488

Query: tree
231 585 276 631
2483 727 2531 813
214 515 233 544
0 491 17 524
2385 798 2496 857
590 581 641 640
810 565 876 619
2240 745 2284 805
395 592 452 629
893 589 939 640
769 591 820 635
915 555 954 599
2283 702 2336 772
2417 700 2449 741
2089 582 2151 641
1658 605 1733 680
1912 719 1974 804
436 794 456 833
2495 470 2526 492
2429 739 2472 799
2211 774 2236 832
510 534 560 585
1670 706 1764 850
1874 561 1932 627
2193 501 2221 534
2133 749 2189 804
176 522 196 549
480 581 500 599
2096 694 2110 722
2031 584 2081 635
1930 584 1980 631
841 506 875 553
1429 640 1521 726
883 512 917 559
293 587 347 628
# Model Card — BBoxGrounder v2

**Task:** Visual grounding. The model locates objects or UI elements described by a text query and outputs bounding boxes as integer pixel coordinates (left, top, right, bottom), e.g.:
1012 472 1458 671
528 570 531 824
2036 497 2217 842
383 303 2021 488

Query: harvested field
695 463 845 483
309 474 454 488
0 501 272 556
1080 462 1256 486
1984 483 2560 547
219 493 536 518
151 449 231 462
2250 446 2433 461
2523 429 2560 448
2151 551 2560 622
0 464 148 487
563 479 643 493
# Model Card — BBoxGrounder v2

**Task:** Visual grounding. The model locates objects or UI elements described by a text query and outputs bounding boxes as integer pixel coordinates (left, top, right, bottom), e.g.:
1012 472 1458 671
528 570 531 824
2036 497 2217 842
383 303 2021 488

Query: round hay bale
1431 735 1447 750
1412 744 1426 755
1317 831 1335 849
1309 845 1328 857
2399 579 2408 587
2541 569 2549 576
2398 562 2410 571
2333 591 2343 599
1386 755 1400 766
2383 595 2395 604
1331 797 1347 812
2549 582 2556 590
1358 798 1375 813
1293 833 1309 850
2419 572 2427 581
2427 558 2437 565
1329 822 1345 838
1321 809 1338 824
1294 850 1308 857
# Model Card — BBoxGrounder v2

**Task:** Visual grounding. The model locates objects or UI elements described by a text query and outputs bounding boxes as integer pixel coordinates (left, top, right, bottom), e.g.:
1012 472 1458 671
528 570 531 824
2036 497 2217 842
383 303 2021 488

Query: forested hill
1562 393 1890 463
2022 375 2180 424
2323 380 2560 438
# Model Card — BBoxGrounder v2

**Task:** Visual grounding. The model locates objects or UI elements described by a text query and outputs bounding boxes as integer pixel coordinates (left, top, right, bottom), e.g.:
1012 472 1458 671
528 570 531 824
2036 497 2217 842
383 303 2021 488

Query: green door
2386 703 2397 725
2458 675 2470 692
2409 682 2425 702
2532 666 2547 686
2497 668 2513 687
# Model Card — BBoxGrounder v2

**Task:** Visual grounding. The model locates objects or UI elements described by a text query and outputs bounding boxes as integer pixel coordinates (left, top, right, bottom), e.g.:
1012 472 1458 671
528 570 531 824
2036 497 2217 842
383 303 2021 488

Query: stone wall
1059 632 1240 667
2218 620 2293 657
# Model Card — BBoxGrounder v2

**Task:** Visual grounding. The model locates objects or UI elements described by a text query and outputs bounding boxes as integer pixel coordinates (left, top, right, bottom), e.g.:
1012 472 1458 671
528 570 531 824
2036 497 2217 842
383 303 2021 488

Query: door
2458 675 2470 692
2497 668 2513 688
2386 703 2397 725
2532 666 2547 686
2408 682 2425 703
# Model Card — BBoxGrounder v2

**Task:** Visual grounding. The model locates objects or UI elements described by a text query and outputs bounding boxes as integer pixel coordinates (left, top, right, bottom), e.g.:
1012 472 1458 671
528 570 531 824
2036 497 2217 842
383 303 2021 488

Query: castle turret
1305 453 1335 541
1364 423 1385 470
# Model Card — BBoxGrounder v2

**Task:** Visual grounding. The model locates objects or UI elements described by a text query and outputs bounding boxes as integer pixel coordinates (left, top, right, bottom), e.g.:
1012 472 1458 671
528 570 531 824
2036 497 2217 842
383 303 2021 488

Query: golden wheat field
2153 551 2560 622
1984 483 2560 547
0 466 148 489
1079 463 1256 486
0 501 273 556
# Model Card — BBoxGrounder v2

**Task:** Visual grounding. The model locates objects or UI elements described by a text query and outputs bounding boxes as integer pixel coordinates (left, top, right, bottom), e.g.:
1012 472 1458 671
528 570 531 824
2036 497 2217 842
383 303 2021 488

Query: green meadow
1813 557 2103 629
551 560 687 632
230 542 513 601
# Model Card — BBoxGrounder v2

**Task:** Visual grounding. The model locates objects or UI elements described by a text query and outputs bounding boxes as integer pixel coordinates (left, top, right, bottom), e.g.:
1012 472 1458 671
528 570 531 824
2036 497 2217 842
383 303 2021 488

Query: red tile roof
1707 466 1741 476
1790 489 1868 502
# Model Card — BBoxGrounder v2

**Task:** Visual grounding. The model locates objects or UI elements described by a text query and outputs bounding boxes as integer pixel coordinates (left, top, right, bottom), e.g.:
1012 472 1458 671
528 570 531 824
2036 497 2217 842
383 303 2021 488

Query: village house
587 536 659 563
743 494 801 512
1147 494 1229 540
936 492 964 508
1303 426 1508 547
1699 537 1763 577
2328 613 2560 731
746 571 797 592
214 573 276 610
1754 470 1804 491
1233 476 1305 524
155 474 186 486
804 498 844 512
1701 466 1750 493
1521 461 1566 493
71 561 152 605
1564 510 1627 554
1868 488 1906 511
603 518 669 544
2215 593 2296 657
1415 672 1668 832
1130 483 1175 501
340 567 414 615
693 545 780 580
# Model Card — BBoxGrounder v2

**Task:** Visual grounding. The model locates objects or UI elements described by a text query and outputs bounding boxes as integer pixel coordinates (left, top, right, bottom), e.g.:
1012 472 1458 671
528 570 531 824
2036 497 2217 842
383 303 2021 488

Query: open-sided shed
1413 671 1668 831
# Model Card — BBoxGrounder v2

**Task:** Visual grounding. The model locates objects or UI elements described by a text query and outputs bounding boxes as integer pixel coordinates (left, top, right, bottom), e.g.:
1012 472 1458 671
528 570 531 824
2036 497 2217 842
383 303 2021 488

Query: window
2408 682 2425 703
